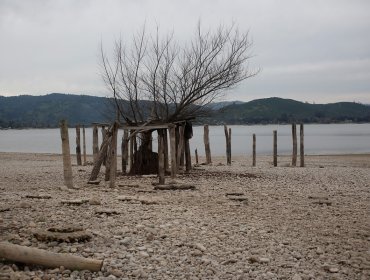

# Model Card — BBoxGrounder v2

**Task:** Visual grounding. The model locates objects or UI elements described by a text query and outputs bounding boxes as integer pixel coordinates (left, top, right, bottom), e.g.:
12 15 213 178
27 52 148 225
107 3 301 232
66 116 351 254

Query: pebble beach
1 152 369 279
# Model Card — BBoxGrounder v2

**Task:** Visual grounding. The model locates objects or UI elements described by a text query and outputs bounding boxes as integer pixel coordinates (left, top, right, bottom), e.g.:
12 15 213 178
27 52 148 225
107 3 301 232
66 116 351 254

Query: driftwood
25 194 52 199
33 227 91 243
95 209 119 215
117 195 159 205
292 123 297 166
227 195 248 202
60 199 89 205
154 184 196 191
92 125 99 163
76 125 82 166
87 180 100 185
82 125 87 166
224 125 231 165
89 129 113 181
300 123 305 167
0 242 103 272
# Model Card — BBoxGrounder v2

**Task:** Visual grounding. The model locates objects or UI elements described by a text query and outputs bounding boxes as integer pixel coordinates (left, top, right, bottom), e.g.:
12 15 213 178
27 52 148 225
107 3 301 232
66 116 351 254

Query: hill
202 97 370 124
1 94 369 128
0 93 114 128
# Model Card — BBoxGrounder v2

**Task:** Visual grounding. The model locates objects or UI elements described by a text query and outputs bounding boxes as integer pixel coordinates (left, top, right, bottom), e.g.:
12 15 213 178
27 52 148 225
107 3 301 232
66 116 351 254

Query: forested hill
0 93 114 128
0 94 369 128
203 97 370 124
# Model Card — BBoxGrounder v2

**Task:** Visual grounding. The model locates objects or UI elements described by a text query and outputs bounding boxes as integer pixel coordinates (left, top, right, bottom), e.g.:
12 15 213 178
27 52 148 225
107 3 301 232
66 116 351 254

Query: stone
89 197 101 205
120 237 132 246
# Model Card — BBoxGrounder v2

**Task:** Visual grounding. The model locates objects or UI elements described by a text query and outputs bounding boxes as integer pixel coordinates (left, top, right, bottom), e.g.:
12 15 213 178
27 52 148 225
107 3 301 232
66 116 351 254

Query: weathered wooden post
121 129 129 174
273 130 277 167
101 126 107 166
92 125 99 163
164 129 169 172
300 123 304 167
75 125 82 166
177 125 185 169
169 126 177 178
109 122 119 188
292 123 297 166
185 138 192 172
224 125 231 165
89 130 112 182
252 134 256 167
82 125 87 166
60 120 73 188
129 130 134 169
195 148 199 165
158 129 165 184
203 125 212 164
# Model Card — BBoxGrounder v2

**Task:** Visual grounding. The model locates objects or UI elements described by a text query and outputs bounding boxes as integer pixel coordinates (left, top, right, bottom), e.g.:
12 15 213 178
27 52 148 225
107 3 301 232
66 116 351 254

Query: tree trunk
75 125 82 166
204 124 212 164
292 123 297 166
60 120 73 189
92 125 99 163
101 126 107 166
129 130 158 175
82 125 87 166
0 242 102 272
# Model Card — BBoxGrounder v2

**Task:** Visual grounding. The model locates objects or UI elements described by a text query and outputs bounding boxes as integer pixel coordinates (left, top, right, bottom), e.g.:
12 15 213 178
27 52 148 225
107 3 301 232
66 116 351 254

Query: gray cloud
0 0 369 103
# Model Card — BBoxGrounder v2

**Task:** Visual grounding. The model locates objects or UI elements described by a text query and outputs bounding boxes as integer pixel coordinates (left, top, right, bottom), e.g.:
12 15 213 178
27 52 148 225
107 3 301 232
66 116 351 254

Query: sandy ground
0 152 369 280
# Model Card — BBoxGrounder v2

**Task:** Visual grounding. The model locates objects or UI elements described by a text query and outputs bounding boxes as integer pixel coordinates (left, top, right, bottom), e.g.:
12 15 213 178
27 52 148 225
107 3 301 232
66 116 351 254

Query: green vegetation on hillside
0 94 369 128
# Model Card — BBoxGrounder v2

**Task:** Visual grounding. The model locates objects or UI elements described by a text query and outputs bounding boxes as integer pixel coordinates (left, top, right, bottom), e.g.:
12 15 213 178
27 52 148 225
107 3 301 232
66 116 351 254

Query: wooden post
273 130 277 167
121 129 129 174
169 126 177 178
203 125 212 164
292 123 297 166
129 130 134 169
158 129 165 185
224 125 231 165
92 125 99 163
300 123 304 167
0 242 103 272
89 133 112 182
185 138 192 172
163 129 169 172
195 148 199 165
75 125 82 166
177 126 185 169
252 134 256 167
109 122 118 188
60 120 73 188
101 126 107 166
82 125 87 166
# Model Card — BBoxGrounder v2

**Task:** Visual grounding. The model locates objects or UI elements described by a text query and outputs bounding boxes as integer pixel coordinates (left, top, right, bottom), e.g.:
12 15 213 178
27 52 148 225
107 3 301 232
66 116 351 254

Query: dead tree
100 23 257 175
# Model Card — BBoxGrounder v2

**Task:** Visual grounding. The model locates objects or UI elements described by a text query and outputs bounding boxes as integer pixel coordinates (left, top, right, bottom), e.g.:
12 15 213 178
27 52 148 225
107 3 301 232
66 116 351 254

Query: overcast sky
0 0 369 103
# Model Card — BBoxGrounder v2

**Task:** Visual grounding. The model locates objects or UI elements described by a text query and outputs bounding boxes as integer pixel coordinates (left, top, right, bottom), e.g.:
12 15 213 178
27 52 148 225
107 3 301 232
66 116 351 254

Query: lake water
0 124 369 156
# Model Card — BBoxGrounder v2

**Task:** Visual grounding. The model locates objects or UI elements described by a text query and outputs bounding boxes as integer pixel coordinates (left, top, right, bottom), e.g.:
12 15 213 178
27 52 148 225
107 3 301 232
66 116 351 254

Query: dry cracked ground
0 153 369 280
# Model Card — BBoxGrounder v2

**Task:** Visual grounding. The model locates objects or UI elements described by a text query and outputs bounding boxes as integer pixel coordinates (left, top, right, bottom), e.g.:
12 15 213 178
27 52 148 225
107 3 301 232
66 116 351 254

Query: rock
89 197 101 205
59 186 69 191
120 237 132 246
19 201 32 208
259 257 270 263
110 269 123 278
194 243 206 252
139 251 149 258
29 221 36 228
292 274 302 280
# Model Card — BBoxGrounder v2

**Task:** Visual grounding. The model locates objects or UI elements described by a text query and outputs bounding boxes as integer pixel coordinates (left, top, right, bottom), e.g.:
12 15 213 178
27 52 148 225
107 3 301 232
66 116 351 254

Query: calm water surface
0 124 369 156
